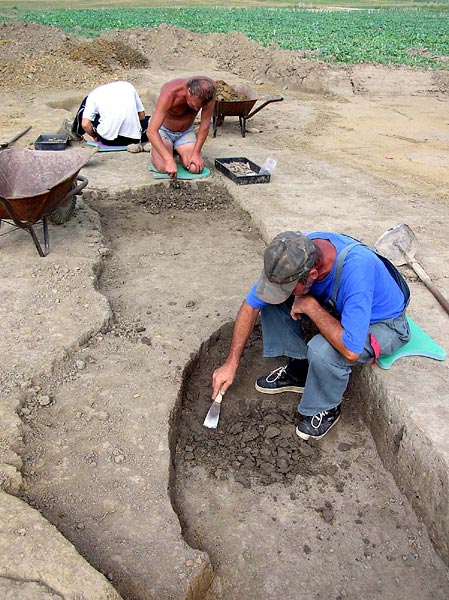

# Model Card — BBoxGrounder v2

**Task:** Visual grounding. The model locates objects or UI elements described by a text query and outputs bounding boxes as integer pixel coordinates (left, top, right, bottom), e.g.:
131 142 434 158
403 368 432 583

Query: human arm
212 300 260 398
291 295 361 362
146 90 179 178
81 117 98 141
186 98 216 173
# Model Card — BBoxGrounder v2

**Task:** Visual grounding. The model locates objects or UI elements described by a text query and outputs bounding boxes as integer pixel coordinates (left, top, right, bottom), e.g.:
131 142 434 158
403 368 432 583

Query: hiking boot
62 119 83 142
255 364 306 394
296 405 341 440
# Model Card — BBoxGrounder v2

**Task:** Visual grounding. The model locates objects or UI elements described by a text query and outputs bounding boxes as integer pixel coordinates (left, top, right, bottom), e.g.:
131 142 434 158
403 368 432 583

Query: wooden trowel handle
404 252 449 316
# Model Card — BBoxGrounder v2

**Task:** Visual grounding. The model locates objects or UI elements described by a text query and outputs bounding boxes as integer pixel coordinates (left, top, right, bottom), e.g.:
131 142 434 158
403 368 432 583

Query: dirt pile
215 80 249 102
0 22 147 92
178 388 323 488
109 183 232 214
0 21 338 95
1 21 448 98
64 38 149 71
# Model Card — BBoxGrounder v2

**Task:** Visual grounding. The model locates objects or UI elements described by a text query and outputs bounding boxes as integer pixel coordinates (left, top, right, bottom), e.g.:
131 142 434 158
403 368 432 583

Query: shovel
375 223 449 316
0 126 32 149
203 391 223 429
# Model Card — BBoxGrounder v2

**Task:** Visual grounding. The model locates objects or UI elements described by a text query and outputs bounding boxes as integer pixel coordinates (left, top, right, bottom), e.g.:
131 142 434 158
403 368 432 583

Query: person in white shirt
62 81 149 147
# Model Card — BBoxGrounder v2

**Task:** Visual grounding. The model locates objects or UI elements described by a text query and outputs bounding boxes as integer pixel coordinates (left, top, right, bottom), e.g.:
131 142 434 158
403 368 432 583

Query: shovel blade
374 223 417 267
203 400 221 429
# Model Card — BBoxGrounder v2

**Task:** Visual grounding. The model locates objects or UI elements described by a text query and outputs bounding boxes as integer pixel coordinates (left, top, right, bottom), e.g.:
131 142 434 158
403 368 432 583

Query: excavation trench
19 183 449 600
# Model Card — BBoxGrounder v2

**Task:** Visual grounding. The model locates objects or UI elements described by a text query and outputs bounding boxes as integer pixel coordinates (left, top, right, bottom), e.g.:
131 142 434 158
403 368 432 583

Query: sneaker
296 405 341 440
255 364 305 394
127 143 143 153
62 119 83 142
142 142 152 153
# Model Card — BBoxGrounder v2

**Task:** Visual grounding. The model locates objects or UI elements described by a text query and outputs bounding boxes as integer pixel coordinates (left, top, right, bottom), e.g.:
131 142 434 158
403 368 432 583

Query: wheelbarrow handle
0 126 32 148
66 175 88 200
246 96 283 120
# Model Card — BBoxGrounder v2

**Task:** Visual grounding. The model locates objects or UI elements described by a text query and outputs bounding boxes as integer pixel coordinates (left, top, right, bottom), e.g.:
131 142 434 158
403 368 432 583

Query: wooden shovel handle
0 125 32 148
404 252 449 316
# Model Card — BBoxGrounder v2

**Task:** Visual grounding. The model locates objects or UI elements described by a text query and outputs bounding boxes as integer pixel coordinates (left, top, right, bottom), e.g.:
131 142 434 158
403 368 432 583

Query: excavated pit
17 182 449 600
173 326 449 600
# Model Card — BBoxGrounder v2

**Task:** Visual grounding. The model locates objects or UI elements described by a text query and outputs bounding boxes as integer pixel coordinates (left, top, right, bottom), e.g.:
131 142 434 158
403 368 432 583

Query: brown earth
1 19 449 600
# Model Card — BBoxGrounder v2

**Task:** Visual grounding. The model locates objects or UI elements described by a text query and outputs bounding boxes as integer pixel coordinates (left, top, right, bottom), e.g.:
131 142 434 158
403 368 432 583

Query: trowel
203 391 223 429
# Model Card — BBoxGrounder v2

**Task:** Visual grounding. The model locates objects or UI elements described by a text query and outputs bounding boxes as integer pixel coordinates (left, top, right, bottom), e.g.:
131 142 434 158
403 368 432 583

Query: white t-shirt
83 81 145 141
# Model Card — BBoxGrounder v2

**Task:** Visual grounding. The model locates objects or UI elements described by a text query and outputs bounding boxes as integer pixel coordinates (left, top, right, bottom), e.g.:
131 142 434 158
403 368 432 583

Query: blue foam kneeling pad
377 316 446 370
86 141 128 152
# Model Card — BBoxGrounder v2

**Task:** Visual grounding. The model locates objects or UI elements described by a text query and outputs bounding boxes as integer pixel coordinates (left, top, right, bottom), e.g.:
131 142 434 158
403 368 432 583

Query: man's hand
187 152 204 174
165 156 178 179
212 361 238 398
290 294 318 320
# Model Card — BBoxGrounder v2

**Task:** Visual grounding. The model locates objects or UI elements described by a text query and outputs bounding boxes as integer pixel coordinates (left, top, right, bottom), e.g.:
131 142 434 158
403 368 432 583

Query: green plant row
3 7 449 69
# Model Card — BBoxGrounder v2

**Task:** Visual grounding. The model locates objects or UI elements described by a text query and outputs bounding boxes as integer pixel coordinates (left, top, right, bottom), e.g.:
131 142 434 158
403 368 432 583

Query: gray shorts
159 123 196 148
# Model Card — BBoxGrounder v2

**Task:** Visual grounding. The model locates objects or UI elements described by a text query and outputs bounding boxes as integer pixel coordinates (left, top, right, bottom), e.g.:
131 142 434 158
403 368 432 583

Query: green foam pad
377 316 446 370
86 141 128 152
148 164 210 179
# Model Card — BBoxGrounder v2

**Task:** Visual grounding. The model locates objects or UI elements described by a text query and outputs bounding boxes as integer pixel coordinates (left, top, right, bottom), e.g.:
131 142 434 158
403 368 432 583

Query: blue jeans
260 301 410 416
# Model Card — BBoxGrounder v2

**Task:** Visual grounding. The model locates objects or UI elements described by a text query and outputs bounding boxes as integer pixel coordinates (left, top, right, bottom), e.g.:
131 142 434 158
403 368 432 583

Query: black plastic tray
215 157 270 185
34 134 69 151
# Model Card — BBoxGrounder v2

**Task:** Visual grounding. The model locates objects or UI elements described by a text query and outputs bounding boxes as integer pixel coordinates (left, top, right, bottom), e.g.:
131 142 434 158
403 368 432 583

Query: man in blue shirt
212 231 410 441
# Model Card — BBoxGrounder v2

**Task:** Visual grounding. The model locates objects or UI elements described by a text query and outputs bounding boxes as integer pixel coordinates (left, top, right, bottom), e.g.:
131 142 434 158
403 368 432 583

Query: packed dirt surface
1 19 449 600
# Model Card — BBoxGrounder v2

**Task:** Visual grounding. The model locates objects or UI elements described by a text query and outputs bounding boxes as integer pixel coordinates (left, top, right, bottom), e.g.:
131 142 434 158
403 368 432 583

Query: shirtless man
147 77 216 178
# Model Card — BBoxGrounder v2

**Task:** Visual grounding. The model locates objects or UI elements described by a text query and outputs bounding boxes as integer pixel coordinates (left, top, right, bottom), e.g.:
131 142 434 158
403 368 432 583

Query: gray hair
186 78 216 104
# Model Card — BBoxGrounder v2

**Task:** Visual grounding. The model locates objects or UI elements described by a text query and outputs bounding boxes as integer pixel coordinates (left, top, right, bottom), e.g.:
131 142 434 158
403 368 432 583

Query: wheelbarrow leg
43 217 49 255
0 194 49 256
239 116 247 138
27 217 49 257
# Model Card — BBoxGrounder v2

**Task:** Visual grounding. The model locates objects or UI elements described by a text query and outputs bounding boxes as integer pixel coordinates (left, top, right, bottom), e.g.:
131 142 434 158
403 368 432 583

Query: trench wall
352 365 449 566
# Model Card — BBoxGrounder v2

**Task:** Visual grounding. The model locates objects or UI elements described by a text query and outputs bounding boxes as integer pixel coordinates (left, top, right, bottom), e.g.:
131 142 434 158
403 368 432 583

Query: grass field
1 1 448 69
1 1 449 8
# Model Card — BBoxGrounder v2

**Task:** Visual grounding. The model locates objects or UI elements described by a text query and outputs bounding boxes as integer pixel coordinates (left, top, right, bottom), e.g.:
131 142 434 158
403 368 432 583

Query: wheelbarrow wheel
48 195 76 225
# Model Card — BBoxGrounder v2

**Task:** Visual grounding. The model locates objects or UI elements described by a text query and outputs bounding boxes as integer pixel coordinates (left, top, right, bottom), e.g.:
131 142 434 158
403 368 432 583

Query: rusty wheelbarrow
212 83 283 138
0 148 92 257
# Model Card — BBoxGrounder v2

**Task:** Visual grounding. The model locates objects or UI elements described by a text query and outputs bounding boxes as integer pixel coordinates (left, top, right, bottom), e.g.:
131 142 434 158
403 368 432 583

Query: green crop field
1 1 448 69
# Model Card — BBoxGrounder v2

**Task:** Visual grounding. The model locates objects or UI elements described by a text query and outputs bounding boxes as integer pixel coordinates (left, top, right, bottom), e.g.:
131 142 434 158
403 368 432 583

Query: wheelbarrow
212 83 283 138
0 148 92 257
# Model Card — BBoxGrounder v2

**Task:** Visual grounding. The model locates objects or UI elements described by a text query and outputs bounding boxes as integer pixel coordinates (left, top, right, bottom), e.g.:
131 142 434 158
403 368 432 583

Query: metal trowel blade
203 392 223 429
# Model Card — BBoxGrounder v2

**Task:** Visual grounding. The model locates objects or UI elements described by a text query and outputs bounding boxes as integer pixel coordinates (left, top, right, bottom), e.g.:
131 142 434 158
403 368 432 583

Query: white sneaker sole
296 414 340 440
255 382 304 394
